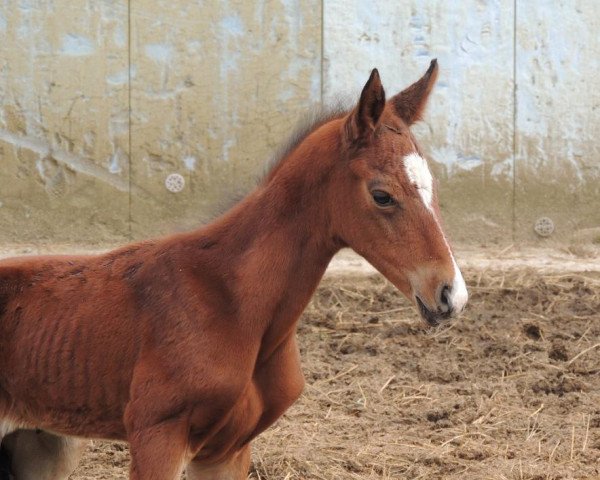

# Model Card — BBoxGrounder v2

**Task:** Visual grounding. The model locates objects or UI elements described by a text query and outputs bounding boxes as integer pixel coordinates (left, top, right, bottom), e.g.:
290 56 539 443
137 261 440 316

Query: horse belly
1 296 136 439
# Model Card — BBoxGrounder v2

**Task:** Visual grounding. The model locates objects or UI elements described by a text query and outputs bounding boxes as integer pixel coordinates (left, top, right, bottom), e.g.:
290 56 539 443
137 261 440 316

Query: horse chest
196 335 305 461
254 333 305 416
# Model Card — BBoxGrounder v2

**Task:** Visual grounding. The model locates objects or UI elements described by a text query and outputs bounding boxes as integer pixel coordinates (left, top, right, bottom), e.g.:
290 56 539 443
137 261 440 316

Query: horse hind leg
0 420 19 480
2 429 88 480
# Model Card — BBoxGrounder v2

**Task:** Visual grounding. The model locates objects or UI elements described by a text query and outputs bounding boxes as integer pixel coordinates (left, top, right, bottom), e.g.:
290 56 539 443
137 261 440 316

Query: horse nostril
440 285 452 313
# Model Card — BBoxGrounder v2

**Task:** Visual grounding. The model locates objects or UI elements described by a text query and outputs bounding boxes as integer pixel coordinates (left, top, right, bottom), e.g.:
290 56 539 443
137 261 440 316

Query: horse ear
344 68 386 145
391 59 438 125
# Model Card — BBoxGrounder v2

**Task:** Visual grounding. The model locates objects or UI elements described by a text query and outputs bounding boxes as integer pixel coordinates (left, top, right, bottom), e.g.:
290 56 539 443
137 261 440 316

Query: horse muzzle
415 279 468 326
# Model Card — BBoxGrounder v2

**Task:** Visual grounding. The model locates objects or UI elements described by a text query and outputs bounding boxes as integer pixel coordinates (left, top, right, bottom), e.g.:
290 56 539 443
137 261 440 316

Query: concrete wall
0 1 598 246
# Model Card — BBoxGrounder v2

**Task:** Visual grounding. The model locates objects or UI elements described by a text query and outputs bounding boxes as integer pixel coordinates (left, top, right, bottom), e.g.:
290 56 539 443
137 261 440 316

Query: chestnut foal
0 60 467 479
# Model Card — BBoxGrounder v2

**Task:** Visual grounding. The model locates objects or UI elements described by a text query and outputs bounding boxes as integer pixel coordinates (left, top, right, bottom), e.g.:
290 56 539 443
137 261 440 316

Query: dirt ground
1 246 599 479
58 257 599 480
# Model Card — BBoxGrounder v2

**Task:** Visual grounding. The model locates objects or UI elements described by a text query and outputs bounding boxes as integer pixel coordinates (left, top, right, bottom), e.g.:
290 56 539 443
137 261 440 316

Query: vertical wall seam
511 0 517 243
320 0 324 106
127 0 133 240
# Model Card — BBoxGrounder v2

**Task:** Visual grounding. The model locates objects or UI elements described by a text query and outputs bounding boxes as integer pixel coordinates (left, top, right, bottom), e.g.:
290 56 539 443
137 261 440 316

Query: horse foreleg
2 430 88 480
186 444 251 480
128 419 191 480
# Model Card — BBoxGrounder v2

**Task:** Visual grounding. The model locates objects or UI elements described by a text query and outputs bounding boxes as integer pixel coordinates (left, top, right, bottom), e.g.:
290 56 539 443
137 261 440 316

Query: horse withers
0 59 467 479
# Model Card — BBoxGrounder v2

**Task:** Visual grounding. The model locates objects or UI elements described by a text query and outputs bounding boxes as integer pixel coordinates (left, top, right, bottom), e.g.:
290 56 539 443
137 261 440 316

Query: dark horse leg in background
0 443 11 480
0 430 87 480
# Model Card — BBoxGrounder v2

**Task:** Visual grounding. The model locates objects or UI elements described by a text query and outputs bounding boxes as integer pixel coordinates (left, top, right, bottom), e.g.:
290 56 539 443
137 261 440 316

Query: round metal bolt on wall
534 216 554 237
165 173 185 193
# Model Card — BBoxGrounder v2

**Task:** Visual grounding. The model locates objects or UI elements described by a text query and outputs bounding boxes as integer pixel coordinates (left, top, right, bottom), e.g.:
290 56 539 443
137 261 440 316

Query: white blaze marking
403 153 433 211
403 152 468 313
450 257 468 313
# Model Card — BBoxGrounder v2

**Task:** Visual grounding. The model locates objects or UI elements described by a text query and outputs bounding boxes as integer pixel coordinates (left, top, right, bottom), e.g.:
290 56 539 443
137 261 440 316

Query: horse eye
372 190 395 207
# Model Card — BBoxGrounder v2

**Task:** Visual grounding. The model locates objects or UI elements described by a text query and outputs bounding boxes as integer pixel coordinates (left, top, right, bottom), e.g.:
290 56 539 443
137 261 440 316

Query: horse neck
193 127 341 354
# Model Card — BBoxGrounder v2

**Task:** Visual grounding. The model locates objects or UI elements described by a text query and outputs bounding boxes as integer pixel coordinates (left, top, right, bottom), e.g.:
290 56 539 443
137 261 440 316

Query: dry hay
72 269 600 480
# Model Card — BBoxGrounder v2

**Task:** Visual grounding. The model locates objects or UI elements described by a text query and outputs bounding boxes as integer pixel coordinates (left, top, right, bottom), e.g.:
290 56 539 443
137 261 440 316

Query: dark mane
262 102 349 180
206 103 349 220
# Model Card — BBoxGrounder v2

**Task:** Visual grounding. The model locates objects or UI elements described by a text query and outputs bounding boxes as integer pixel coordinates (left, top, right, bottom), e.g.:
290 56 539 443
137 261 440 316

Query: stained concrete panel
1 2 598 246
129 0 322 237
515 1 600 243
323 0 515 244
0 0 130 243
